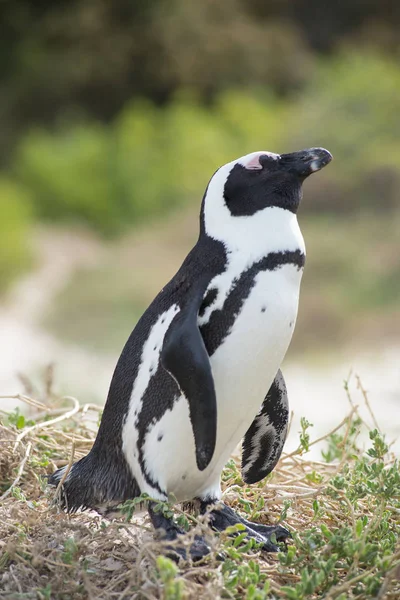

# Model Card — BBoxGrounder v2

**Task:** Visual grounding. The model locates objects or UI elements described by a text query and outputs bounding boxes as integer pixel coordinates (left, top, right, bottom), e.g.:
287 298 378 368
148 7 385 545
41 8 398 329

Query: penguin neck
200 205 305 265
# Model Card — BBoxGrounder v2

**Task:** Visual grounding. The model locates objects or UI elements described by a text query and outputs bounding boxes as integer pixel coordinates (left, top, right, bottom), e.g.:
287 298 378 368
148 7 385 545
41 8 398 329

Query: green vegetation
0 178 33 292
291 53 400 213
8 52 400 237
12 91 287 236
5 0 398 159
2 51 400 292
0 381 399 598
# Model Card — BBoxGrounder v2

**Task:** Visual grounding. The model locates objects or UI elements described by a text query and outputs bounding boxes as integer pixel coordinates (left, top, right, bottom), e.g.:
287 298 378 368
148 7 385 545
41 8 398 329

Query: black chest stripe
200 249 305 356
199 287 218 317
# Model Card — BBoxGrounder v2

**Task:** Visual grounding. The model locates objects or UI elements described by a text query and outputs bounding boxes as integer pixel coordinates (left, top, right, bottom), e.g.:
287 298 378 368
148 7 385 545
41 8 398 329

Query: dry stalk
0 441 32 501
12 396 80 451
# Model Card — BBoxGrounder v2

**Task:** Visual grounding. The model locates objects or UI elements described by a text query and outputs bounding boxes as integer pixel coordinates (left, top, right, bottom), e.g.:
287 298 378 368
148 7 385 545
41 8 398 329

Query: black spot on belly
157 433 163 442
199 287 218 317
261 306 267 313
182 474 187 480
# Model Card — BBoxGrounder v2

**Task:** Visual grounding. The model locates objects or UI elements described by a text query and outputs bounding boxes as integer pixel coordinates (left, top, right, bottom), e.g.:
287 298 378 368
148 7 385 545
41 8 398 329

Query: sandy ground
1 231 399 458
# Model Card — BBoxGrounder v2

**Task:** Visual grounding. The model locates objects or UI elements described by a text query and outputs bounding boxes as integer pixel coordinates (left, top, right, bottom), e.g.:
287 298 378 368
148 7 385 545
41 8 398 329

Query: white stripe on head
238 151 280 170
202 152 304 257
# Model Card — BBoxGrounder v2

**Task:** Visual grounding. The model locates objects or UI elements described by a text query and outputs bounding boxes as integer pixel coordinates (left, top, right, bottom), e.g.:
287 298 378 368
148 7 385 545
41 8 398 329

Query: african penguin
49 147 332 559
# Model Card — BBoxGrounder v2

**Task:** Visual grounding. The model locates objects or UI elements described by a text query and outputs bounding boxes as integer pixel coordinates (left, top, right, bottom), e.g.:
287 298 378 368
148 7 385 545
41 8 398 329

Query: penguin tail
48 449 140 514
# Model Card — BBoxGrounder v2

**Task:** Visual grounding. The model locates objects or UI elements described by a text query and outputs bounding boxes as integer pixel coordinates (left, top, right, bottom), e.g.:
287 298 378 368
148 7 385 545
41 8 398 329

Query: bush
13 91 289 236
14 123 126 235
1 385 399 599
9 52 400 236
289 52 400 212
0 178 32 292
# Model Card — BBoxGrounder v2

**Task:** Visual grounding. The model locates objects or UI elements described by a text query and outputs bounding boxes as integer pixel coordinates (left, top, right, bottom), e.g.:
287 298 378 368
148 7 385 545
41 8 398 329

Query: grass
0 373 399 599
42 210 400 358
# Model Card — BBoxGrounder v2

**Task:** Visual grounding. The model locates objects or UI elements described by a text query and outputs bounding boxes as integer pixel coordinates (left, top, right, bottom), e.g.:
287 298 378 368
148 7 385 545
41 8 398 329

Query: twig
283 407 358 458
54 440 76 507
30 407 74 420
265 488 321 503
81 403 103 415
0 393 48 411
0 441 32 501
16 372 37 398
286 409 294 438
9 565 22 594
356 373 381 432
12 396 80 452
44 363 55 400
324 564 387 599
377 551 400 599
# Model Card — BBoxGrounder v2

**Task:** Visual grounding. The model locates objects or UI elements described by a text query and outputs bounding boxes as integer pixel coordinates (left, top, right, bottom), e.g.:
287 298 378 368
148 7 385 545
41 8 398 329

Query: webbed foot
200 501 291 552
148 502 210 562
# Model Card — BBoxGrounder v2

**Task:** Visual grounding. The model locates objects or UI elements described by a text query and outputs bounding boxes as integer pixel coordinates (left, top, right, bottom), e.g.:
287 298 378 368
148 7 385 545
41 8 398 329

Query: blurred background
0 0 399 451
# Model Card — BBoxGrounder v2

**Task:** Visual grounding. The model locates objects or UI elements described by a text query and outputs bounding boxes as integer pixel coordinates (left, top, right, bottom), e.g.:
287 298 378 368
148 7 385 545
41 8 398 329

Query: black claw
253 524 291 541
199 501 293 554
148 502 211 562
258 525 291 552
274 525 291 541
166 546 187 563
189 536 211 561
165 537 210 563
261 540 280 553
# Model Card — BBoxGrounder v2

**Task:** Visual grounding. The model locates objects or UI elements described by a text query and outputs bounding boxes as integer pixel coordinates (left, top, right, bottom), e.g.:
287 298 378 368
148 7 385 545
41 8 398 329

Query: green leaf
355 518 364 537
233 532 248 548
16 415 25 429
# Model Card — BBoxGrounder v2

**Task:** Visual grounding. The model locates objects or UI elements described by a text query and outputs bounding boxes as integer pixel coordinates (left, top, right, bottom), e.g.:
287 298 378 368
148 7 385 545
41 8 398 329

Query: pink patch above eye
239 151 280 171
243 153 264 170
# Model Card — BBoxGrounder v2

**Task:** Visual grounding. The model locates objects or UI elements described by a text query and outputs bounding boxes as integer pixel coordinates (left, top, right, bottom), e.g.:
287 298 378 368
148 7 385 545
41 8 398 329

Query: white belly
140 263 302 502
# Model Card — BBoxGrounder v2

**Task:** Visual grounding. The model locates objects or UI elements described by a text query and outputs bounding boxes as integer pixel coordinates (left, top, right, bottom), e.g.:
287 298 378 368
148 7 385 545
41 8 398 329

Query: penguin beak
280 147 333 178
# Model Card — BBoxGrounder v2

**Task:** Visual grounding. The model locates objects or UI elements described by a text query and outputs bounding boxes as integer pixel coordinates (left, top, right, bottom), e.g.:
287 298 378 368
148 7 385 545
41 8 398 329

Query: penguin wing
161 275 217 472
241 370 289 484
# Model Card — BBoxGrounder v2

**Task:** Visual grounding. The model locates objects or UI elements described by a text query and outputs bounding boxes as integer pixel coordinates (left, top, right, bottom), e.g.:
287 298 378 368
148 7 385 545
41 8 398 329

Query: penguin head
223 147 332 217
202 147 332 225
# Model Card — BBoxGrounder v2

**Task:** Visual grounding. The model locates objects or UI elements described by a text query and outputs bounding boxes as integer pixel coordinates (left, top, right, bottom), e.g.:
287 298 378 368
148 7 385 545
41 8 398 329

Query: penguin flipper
161 277 217 472
241 369 289 484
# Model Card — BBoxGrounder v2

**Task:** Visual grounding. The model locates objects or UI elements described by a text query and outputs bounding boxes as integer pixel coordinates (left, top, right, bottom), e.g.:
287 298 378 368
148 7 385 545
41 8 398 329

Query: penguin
49 147 332 559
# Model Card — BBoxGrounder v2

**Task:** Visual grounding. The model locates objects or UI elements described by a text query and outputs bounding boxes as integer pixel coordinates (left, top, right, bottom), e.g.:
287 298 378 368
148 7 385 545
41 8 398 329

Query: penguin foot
148 502 210 562
200 501 291 552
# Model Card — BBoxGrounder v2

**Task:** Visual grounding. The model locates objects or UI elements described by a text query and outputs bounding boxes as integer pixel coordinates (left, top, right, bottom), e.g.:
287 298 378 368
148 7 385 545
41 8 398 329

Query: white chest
209 263 302 455
138 262 303 502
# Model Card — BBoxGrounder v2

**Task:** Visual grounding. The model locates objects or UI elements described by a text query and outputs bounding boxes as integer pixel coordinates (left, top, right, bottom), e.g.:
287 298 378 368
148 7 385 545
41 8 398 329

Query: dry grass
0 372 399 600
